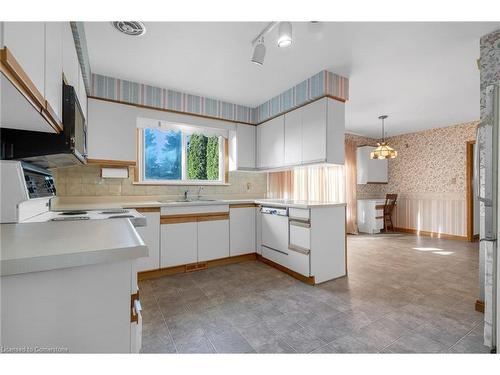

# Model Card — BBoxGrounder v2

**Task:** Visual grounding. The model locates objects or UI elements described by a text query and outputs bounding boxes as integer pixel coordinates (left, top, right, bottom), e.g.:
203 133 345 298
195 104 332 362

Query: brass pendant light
370 115 397 159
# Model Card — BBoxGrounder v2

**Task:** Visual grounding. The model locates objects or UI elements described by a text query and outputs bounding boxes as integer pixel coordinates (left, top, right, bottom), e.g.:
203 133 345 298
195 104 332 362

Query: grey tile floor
139 233 491 353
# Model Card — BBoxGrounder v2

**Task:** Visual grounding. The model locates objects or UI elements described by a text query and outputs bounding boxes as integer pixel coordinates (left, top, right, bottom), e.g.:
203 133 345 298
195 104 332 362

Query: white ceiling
84 22 500 137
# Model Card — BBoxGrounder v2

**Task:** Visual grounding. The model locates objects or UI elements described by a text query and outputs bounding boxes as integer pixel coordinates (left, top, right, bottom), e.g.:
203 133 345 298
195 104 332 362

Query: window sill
133 181 230 186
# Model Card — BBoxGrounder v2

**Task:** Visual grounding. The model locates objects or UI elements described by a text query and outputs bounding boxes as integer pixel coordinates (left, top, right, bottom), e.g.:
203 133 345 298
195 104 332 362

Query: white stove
0 160 145 227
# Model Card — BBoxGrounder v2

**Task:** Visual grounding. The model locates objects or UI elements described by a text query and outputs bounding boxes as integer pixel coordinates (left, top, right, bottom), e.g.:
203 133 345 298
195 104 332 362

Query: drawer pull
262 244 288 255
289 219 311 228
288 244 310 255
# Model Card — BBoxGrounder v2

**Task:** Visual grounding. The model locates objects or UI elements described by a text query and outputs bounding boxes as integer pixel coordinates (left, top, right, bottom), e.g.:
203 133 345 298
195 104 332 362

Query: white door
236 123 256 169
230 207 256 256
284 108 302 165
302 98 327 163
3 22 46 100
135 212 160 272
62 22 79 90
161 222 197 267
259 115 284 168
198 219 229 261
44 22 63 124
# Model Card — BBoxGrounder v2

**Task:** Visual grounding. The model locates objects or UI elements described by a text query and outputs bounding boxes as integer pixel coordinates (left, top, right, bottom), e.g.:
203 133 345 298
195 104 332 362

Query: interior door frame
466 140 479 242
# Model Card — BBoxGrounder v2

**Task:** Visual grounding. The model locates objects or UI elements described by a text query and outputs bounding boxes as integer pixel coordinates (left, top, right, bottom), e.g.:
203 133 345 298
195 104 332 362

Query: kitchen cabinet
233 123 256 170
160 221 198 267
135 211 160 272
2 22 46 103
301 98 327 163
257 115 284 169
357 146 388 184
284 108 302 165
230 206 256 256
44 22 64 125
62 22 79 92
357 199 385 234
198 218 229 261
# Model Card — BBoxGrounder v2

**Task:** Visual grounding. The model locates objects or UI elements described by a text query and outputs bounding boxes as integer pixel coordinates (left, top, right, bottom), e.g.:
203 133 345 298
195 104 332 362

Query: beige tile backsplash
52 165 267 198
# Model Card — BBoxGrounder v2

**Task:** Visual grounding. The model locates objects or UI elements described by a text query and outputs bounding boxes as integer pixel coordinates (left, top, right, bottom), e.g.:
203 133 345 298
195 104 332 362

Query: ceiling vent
111 22 146 36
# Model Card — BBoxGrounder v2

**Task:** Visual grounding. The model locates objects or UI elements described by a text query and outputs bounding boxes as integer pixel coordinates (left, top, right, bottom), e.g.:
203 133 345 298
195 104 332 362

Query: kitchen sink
158 198 220 203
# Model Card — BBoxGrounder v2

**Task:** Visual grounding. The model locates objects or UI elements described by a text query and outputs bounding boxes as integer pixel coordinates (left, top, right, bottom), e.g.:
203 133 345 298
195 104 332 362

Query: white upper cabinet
356 146 388 184
257 115 285 169
44 22 63 124
62 22 79 93
233 123 256 170
284 108 302 165
2 22 46 102
255 97 345 170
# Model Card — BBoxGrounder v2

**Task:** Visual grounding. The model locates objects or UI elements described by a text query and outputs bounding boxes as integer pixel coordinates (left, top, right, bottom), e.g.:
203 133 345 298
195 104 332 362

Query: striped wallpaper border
90 70 349 125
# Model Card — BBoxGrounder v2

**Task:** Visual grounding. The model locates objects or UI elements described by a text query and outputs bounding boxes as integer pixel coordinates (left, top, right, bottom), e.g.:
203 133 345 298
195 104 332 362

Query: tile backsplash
52 165 267 198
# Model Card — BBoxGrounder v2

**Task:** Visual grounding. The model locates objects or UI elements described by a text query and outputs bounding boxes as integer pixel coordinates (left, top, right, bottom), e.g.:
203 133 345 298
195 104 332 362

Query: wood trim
130 291 139 323
475 299 485 313
134 207 160 213
256 254 316 285
197 213 229 222
88 95 255 126
88 93 347 128
86 159 137 167
160 211 229 224
229 203 258 209
466 140 476 242
1 47 61 133
138 253 257 280
375 205 385 210
393 227 468 241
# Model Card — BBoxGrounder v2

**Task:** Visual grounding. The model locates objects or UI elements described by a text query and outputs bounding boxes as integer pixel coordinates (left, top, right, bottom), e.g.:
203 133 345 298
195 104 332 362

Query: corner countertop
0 219 148 277
50 197 346 211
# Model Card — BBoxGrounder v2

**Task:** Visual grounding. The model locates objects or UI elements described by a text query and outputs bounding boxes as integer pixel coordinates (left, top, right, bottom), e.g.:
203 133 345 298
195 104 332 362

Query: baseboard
475 299 485 313
393 227 468 241
138 253 257 281
256 254 316 285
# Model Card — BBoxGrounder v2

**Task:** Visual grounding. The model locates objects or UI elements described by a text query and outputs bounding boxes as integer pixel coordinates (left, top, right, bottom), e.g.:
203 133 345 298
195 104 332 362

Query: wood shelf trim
160 211 229 224
86 159 137 167
134 207 160 213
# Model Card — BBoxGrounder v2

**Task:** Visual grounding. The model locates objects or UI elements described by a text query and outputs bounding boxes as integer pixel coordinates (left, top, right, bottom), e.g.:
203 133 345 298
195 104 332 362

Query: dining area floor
138 233 490 353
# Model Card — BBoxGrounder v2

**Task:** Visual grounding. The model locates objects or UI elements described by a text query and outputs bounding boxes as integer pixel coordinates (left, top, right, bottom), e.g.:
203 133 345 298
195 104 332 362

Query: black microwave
0 83 87 168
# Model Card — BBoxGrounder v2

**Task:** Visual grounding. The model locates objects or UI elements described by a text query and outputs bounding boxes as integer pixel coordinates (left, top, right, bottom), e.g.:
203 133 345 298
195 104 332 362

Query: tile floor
139 233 491 353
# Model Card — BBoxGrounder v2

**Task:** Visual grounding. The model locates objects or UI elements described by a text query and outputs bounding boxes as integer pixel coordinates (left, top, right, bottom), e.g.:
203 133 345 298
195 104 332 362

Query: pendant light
370 115 398 159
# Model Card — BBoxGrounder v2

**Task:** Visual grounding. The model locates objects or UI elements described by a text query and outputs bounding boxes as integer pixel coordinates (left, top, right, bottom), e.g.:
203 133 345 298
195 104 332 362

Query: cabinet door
161 222 197 267
356 146 388 184
230 207 256 256
198 219 229 261
236 123 256 169
135 212 160 272
259 115 284 168
302 98 327 163
44 22 64 124
284 108 302 165
62 22 79 90
3 22 45 100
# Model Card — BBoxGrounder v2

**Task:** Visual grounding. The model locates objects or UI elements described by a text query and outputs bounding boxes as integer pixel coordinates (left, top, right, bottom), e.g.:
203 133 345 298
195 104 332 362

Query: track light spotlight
277 22 293 47
251 37 266 66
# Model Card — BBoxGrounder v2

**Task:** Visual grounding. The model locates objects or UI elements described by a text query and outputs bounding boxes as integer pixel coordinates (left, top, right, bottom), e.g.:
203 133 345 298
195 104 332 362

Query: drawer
289 220 311 250
289 208 310 221
287 248 310 277
375 218 384 230
262 245 288 268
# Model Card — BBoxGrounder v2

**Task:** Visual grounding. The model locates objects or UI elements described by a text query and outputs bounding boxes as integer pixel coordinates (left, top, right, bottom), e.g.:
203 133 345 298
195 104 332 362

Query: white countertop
0 219 148 277
51 197 346 210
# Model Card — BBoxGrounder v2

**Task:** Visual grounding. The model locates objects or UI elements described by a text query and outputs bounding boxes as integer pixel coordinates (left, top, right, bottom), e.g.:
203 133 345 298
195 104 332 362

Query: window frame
135 127 229 186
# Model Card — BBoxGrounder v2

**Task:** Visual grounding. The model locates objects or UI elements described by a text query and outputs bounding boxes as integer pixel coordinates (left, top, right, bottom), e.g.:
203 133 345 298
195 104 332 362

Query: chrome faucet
197 186 204 200
183 189 189 201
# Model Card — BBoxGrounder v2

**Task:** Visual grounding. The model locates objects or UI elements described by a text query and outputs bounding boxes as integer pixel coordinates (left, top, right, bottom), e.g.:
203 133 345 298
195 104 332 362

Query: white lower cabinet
198 219 229 261
287 249 311 277
229 207 256 256
135 211 160 272
160 221 198 267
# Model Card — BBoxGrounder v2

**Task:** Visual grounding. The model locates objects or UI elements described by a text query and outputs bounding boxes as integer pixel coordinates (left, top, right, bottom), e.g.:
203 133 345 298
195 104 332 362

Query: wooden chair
383 194 398 232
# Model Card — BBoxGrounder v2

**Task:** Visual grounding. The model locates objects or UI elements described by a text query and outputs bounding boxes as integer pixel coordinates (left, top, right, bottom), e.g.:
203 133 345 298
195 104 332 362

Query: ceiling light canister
251 38 266 66
277 22 293 48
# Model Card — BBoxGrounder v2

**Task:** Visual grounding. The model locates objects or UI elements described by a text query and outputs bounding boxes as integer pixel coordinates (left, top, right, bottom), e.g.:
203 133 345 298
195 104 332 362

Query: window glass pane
144 128 181 180
186 134 220 181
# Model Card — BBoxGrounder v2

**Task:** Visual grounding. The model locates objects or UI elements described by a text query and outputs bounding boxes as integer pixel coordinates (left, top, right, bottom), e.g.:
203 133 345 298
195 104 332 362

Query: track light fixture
251 37 266 66
277 22 293 47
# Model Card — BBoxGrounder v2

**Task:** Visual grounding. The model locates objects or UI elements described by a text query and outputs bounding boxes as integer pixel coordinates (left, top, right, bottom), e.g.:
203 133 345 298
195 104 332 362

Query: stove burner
59 210 88 216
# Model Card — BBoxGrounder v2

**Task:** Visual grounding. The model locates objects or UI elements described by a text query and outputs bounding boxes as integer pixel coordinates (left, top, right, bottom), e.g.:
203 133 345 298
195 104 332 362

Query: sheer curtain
268 144 358 234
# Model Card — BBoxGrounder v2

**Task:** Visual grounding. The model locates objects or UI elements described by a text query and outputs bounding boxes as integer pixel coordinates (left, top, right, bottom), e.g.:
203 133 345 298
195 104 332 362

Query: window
139 124 227 184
